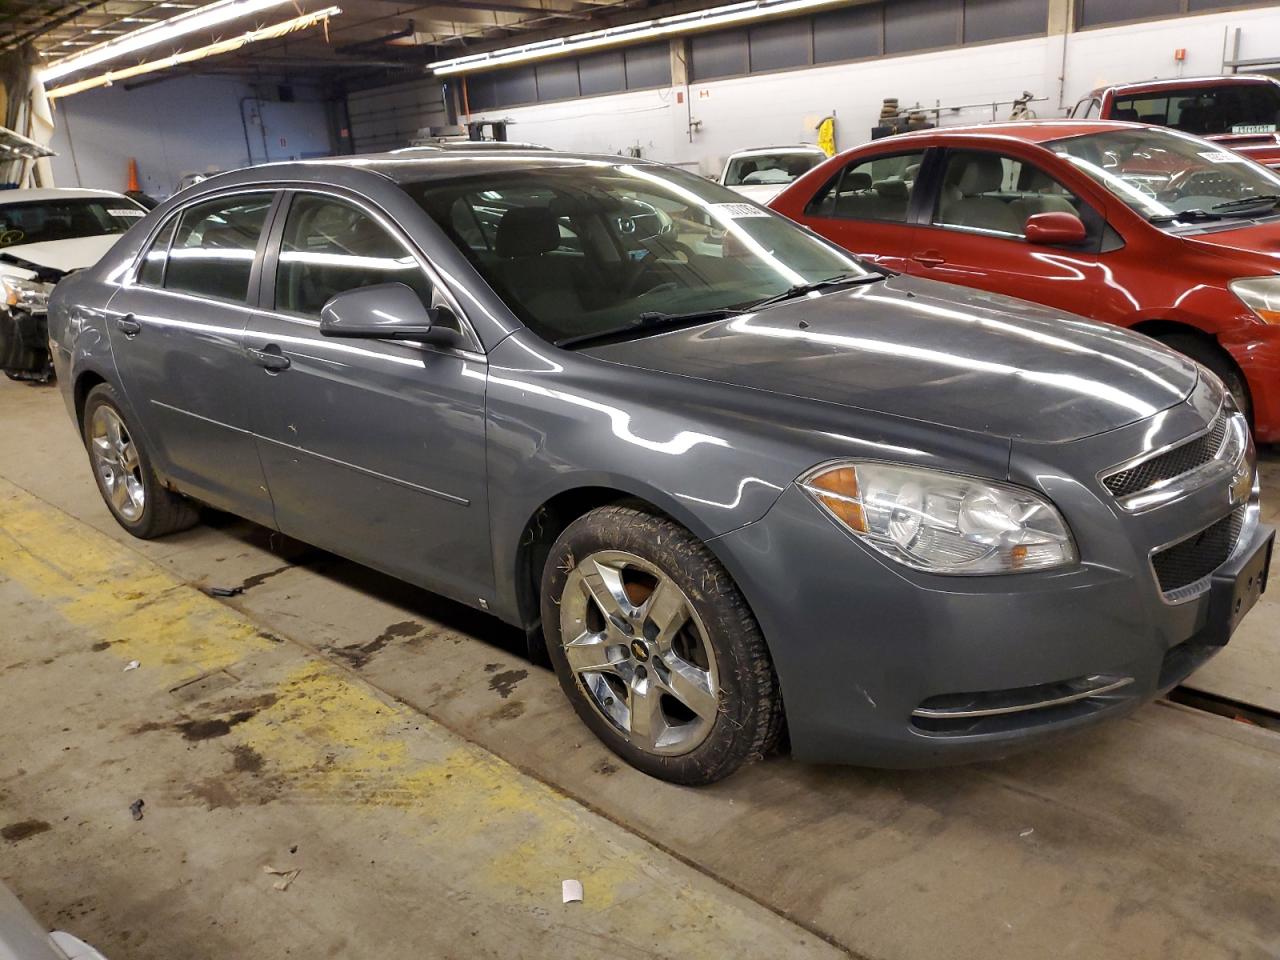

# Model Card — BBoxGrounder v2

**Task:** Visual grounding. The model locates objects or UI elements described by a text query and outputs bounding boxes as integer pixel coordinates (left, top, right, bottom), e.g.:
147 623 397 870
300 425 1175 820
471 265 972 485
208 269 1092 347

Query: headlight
799 461 1077 575
1 275 52 313
1229 276 1280 323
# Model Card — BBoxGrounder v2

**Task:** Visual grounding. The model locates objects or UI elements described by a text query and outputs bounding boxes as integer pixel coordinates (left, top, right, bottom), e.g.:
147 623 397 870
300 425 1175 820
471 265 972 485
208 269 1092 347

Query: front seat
494 206 580 320
1009 166 1077 231
938 154 1021 235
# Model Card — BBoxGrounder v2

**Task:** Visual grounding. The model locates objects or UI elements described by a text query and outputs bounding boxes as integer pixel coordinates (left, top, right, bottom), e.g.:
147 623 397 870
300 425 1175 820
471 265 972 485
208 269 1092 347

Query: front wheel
1157 333 1252 426
541 505 782 784
82 383 199 539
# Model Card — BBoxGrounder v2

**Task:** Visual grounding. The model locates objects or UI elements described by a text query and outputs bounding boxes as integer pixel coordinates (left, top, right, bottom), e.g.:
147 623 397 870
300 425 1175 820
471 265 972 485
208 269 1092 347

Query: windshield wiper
1210 193 1280 213
556 307 744 349
1148 208 1223 224
748 272 885 310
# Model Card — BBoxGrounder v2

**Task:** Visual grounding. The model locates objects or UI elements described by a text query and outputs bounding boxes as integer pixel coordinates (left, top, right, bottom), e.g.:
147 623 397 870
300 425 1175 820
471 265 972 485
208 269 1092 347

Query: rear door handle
248 345 291 372
115 314 142 337
912 252 945 268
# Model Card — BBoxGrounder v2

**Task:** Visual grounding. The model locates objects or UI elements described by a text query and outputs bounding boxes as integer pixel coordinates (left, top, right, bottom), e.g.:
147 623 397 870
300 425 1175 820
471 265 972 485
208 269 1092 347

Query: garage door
346 80 448 153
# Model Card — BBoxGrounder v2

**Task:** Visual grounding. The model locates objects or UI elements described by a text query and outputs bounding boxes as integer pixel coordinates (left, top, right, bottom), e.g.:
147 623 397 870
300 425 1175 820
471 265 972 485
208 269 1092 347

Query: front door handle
115 314 142 337
912 251 945 268
248 345 291 372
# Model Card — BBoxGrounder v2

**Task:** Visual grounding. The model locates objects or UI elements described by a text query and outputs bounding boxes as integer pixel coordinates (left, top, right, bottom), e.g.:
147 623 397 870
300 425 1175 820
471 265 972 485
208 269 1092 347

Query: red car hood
1181 217 1280 270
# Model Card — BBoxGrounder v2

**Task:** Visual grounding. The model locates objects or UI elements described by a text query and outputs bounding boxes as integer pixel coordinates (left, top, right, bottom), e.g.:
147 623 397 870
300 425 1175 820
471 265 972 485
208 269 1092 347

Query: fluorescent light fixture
41 0 297 83
46 6 339 98
429 0 844 75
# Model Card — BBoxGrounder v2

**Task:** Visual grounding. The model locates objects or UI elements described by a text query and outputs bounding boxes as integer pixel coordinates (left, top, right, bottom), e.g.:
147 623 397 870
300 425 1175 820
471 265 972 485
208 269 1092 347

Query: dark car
1072 75 1280 168
48 152 1272 783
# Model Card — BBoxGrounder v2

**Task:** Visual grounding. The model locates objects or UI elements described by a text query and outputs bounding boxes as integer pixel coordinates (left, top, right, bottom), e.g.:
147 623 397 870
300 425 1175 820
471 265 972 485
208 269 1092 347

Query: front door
106 190 279 526
904 149 1104 320
244 190 492 607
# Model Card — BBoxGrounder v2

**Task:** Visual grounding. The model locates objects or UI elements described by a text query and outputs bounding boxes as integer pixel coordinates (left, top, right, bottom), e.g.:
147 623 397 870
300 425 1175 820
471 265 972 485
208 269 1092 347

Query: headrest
843 171 872 192
496 207 559 259
1110 107 1139 122
956 154 1004 196
873 178 909 200
1019 165 1057 192
904 163 921 180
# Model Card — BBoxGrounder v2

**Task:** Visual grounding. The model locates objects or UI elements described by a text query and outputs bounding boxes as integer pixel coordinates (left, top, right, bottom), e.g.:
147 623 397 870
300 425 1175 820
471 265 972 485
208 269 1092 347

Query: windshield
0 197 144 248
405 160 866 344
723 152 823 187
1047 127 1280 225
1112 82 1280 137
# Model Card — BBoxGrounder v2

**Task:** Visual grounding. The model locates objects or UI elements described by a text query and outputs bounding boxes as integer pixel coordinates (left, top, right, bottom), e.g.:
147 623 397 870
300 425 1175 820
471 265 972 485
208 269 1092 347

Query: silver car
49 152 1272 783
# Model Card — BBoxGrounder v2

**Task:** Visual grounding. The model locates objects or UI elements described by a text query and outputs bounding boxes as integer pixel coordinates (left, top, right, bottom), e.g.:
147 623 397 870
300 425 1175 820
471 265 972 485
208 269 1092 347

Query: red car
1072 75 1280 169
770 120 1280 441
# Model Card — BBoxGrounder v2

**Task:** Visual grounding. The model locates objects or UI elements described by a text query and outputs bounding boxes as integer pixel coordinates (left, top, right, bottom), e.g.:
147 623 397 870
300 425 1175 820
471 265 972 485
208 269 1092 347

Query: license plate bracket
1203 527 1274 647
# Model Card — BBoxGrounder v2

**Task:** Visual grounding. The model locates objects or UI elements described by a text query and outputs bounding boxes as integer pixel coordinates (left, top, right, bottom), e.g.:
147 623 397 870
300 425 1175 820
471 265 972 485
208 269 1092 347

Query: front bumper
714 395 1272 767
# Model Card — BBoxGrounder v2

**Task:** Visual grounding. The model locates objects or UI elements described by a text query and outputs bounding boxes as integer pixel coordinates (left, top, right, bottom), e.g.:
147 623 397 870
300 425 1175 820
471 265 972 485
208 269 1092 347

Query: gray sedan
48 151 1272 783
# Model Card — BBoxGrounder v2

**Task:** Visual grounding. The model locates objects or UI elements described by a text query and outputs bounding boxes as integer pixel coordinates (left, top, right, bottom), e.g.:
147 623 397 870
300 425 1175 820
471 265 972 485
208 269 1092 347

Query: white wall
471 3 1280 176
49 74 333 198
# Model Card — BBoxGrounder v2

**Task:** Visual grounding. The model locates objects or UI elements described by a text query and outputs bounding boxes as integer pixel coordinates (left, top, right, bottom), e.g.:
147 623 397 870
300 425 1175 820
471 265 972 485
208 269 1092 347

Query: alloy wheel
90 406 145 522
558 549 721 756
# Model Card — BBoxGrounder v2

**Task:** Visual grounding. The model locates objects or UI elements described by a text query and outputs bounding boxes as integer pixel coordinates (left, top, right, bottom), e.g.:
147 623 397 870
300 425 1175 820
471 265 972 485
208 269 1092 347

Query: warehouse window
536 59 580 102
885 0 961 55
812 5 883 63
963 0 1048 43
1075 0 1275 27
469 42 670 109
749 18 812 72
690 29 749 82
624 43 672 89
578 51 626 96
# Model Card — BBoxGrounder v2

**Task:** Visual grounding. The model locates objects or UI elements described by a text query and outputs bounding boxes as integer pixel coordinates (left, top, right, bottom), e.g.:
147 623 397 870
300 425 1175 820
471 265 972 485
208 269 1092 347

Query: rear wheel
541 505 782 784
1158 333 1252 424
82 383 199 539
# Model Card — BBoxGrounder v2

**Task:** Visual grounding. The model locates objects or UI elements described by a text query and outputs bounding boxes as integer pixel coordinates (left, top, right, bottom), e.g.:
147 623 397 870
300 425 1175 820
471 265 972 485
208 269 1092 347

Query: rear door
243 189 492 607
904 148 1106 319
793 148 931 272
106 190 279 526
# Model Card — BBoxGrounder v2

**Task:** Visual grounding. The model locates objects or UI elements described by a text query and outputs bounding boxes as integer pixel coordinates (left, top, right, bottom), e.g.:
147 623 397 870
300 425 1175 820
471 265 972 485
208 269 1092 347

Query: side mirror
1025 211 1088 246
319 283 460 346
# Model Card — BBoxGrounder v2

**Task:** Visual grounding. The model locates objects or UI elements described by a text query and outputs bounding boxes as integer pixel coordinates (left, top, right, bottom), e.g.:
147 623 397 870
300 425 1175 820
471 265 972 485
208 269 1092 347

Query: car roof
1088 74 1278 98
727 145 827 158
863 119 1149 147
0 187 125 204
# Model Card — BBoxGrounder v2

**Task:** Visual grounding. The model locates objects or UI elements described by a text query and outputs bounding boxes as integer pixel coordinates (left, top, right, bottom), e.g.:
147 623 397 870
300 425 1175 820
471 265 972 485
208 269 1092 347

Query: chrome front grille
1151 506 1245 597
1103 413 1227 499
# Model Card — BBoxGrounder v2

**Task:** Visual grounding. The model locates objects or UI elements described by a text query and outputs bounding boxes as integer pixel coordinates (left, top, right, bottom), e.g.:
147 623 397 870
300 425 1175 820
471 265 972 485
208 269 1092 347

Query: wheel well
514 487 669 641
1129 319 1250 401
73 371 107 428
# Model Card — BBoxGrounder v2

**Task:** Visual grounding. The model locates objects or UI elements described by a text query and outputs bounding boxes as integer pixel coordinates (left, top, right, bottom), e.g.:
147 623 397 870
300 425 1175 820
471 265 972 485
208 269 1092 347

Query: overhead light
120 16 160 22
428 0 844 75
41 0 298 83
45 6 339 98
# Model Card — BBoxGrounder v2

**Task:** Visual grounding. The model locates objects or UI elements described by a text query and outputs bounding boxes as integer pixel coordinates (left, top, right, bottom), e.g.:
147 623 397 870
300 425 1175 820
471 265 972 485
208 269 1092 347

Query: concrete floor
2 376 1279 960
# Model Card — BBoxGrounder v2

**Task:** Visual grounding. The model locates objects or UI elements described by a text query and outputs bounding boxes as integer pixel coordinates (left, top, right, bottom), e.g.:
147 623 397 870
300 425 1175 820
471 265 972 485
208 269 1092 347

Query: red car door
787 147 930 272
904 147 1105 320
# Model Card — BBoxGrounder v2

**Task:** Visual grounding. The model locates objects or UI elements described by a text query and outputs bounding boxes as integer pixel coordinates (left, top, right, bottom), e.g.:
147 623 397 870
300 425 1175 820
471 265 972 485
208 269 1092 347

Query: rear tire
1158 333 1252 424
82 383 199 539
541 505 782 785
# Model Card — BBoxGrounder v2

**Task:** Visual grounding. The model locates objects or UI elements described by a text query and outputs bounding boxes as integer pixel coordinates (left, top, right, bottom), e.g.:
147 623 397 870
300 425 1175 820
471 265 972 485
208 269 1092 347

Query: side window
1084 99 1101 119
933 151 1085 239
137 217 176 287
274 194 433 318
165 194 272 303
804 151 926 223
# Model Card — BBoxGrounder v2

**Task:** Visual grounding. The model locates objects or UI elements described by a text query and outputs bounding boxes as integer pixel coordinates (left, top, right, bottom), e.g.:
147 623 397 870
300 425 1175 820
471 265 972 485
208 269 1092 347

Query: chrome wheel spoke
642 577 689 652
119 443 139 474
627 672 665 744
109 476 130 511
581 558 634 631
660 655 719 722
91 435 113 458
563 630 618 675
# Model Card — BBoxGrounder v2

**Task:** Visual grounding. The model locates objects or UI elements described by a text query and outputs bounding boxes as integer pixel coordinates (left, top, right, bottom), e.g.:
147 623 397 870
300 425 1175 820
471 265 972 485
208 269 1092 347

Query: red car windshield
1112 82 1280 137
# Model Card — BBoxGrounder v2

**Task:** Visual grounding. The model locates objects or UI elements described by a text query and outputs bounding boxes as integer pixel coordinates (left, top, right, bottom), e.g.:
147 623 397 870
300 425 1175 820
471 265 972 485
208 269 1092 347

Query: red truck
1071 75 1280 169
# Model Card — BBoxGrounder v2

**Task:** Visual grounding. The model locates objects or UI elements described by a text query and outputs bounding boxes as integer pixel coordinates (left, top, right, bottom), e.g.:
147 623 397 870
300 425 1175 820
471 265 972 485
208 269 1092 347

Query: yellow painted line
0 478 844 958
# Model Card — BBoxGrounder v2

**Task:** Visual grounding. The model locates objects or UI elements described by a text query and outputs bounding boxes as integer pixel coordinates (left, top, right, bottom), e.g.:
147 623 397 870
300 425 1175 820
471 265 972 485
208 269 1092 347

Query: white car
0 881 107 960
718 145 828 203
0 188 145 381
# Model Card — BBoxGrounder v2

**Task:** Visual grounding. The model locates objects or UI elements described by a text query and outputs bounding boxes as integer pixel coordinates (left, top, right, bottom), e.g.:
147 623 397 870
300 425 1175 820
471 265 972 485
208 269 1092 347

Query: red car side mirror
1024 211 1087 246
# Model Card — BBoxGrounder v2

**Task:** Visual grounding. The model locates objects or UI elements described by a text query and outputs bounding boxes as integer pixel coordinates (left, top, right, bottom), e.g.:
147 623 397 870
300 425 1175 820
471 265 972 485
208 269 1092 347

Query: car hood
728 183 788 204
0 234 121 279
582 275 1199 443
1177 216 1280 266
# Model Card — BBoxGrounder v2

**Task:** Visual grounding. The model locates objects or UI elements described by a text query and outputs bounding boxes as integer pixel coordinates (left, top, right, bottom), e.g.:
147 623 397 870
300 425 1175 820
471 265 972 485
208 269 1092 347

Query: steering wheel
619 240 696 299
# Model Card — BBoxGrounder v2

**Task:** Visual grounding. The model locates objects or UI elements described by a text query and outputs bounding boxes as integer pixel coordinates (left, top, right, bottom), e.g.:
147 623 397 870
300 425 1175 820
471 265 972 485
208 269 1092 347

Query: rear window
1112 82 1280 136
0 197 144 248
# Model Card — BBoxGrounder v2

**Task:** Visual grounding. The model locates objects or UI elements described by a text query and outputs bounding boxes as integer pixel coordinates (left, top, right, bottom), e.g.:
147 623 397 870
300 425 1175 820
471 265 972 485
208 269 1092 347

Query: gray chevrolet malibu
48 151 1273 784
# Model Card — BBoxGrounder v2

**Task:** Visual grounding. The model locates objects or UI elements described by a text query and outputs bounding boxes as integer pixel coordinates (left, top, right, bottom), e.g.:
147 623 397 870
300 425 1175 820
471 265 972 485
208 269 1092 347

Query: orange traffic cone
126 157 140 192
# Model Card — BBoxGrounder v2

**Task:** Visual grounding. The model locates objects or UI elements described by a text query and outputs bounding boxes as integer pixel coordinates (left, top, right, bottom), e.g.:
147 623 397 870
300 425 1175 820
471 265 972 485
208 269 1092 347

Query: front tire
1158 333 1252 425
82 383 199 539
541 505 782 785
